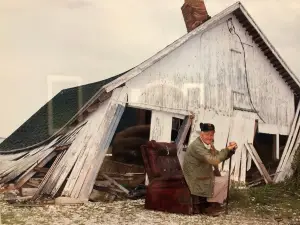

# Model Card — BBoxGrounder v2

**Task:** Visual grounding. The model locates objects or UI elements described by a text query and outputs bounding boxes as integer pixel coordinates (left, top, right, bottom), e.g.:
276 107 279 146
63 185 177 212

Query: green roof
0 71 128 151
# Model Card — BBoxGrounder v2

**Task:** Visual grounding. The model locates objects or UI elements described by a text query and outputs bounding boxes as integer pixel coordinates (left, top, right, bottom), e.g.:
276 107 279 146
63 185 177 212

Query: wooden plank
62 91 123 198
239 146 247 183
258 123 289 135
0 151 28 162
0 147 43 178
222 111 256 177
32 151 66 200
76 104 126 199
21 188 38 197
233 152 242 182
15 151 57 188
38 123 90 195
100 173 129 195
0 138 59 185
67 87 127 200
245 143 272 183
278 132 300 181
274 101 300 181
34 167 49 173
149 111 173 142
247 151 252 171
175 114 193 166
274 106 300 182
54 144 71 152
47 100 109 197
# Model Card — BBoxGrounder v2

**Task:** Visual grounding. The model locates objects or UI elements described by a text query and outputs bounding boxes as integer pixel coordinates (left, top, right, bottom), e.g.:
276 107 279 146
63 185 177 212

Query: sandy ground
1 198 300 225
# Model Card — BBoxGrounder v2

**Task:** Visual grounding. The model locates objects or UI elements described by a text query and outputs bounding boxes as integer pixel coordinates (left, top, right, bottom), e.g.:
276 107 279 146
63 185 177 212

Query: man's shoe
212 202 224 212
204 206 221 217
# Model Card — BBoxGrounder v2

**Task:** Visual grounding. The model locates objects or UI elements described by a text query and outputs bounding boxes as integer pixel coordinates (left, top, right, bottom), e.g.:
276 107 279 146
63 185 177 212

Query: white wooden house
0 1 299 199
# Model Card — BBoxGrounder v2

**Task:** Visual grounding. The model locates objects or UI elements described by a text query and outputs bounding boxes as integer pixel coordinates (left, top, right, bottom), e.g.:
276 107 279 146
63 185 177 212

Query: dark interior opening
246 127 288 183
109 107 152 165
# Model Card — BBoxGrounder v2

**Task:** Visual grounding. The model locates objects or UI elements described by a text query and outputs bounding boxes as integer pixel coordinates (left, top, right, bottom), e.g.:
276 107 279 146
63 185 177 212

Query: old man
182 122 237 216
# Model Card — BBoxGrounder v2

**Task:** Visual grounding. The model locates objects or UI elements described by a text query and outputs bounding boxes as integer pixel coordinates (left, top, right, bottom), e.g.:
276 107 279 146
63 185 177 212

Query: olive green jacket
182 137 230 197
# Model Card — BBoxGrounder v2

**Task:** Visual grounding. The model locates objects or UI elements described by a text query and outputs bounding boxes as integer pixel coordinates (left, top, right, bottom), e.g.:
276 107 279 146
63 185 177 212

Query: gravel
0 196 299 225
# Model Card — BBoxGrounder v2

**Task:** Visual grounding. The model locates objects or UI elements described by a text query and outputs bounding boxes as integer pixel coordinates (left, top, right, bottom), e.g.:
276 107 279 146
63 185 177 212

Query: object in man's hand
213 166 221 177
227 149 235 157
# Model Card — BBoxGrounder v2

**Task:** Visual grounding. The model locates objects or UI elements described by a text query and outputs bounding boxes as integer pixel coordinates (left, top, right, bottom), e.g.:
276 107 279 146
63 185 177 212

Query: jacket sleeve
191 144 230 166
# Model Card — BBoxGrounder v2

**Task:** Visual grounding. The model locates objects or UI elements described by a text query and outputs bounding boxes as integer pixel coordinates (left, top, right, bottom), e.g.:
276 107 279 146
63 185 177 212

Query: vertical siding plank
222 111 256 182
149 111 172 142
239 146 247 183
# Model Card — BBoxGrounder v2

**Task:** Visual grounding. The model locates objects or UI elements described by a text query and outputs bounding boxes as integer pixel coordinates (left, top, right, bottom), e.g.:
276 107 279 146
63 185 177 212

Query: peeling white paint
124 14 295 132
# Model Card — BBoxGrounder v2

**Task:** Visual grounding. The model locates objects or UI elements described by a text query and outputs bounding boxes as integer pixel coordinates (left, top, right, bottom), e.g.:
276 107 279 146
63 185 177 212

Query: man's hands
226 142 237 159
227 142 238 151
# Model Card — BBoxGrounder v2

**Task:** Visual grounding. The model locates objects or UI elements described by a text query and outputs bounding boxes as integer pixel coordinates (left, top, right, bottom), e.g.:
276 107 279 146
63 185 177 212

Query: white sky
0 0 299 137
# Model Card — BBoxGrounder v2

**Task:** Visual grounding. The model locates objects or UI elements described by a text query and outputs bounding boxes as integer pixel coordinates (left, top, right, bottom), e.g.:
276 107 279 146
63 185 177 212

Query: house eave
103 1 300 96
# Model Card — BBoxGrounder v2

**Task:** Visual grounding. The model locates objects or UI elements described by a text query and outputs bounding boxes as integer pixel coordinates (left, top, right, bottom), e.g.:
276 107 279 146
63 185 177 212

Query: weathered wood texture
32 150 66 200
123 15 294 132
31 103 107 198
222 111 256 182
0 137 59 185
176 115 193 166
149 111 173 142
274 102 300 182
15 151 57 188
62 87 127 200
57 100 110 198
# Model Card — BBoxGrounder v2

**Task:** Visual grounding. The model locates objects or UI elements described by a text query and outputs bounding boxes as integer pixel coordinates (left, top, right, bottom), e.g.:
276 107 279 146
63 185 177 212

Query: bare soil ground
1 197 300 225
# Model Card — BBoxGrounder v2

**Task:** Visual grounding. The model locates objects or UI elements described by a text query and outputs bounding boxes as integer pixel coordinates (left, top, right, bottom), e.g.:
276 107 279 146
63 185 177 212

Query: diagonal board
245 143 272 184
58 100 110 197
0 137 59 185
15 151 57 188
76 93 127 199
32 151 66 200
38 100 109 196
175 115 192 166
278 130 300 181
274 101 300 182
62 87 128 199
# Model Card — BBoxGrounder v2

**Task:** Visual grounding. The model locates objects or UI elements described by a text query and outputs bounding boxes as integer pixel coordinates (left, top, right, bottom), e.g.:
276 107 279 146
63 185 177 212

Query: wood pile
0 87 135 204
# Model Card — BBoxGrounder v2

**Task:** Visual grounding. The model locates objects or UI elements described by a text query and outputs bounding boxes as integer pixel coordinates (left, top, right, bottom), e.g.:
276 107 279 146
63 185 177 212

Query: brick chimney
181 0 210 32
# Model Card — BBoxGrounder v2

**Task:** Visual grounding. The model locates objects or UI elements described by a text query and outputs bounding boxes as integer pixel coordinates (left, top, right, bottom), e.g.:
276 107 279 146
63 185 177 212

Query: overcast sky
0 0 299 138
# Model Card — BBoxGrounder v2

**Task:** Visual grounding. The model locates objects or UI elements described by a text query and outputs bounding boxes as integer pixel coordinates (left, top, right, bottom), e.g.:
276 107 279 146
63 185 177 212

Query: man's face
200 131 215 145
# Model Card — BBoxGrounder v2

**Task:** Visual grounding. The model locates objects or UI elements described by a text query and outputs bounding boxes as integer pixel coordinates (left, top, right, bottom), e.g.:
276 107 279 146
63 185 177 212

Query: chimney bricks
181 0 210 32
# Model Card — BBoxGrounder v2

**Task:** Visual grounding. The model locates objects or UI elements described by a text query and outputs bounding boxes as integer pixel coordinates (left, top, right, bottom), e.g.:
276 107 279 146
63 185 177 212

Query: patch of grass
229 151 300 218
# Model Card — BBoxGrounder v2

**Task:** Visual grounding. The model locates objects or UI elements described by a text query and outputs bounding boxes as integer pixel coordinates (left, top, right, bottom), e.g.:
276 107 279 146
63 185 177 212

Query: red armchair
141 140 195 215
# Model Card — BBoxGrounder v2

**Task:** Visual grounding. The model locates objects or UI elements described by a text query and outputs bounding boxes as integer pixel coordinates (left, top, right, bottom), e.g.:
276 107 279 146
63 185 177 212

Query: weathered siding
229 16 295 128
125 13 294 130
